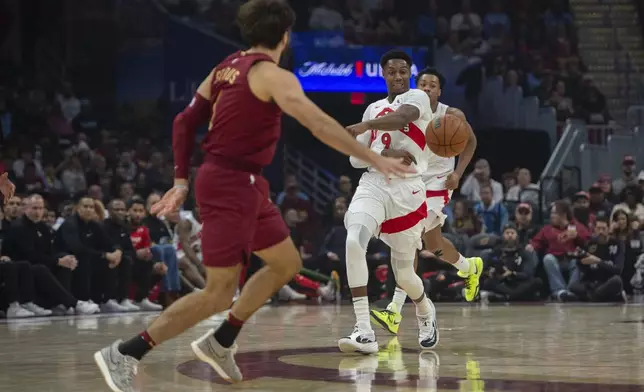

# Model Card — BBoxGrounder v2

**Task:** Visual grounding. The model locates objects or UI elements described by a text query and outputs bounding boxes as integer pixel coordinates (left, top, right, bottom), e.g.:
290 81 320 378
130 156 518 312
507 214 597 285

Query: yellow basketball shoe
370 303 402 335
457 257 483 302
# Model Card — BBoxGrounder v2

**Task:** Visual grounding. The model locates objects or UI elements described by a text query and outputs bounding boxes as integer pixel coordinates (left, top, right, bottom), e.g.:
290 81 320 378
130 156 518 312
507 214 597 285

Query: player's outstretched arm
447 107 477 177
346 89 430 136
255 63 413 177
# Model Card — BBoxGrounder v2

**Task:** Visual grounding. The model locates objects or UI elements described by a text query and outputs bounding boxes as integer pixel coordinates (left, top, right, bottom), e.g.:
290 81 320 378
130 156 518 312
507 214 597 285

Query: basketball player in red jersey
93 1 412 390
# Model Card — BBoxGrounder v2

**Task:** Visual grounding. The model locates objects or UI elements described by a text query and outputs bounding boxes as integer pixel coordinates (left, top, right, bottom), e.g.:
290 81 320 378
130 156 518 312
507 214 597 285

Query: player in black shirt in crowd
3 194 99 314
103 199 163 311
481 224 542 301
56 196 126 312
569 217 625 301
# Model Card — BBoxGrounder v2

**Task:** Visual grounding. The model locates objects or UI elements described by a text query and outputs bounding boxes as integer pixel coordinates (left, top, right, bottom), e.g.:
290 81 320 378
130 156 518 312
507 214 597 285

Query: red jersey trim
374 108 426 150
426 189 450 207
381 202 428 234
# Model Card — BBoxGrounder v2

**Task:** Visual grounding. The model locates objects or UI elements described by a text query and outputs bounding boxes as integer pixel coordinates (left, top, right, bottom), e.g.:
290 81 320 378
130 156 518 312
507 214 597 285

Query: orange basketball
426 113 469 158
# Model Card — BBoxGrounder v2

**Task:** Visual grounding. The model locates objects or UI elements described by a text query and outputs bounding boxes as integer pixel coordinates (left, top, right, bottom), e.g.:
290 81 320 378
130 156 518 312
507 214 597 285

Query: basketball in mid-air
426 114 468 158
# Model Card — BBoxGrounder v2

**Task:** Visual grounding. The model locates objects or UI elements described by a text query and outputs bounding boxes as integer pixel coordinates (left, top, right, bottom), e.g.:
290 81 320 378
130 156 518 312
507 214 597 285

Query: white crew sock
453 254 471 273
388 287 407 313
353 296 372 331
415 294 434 319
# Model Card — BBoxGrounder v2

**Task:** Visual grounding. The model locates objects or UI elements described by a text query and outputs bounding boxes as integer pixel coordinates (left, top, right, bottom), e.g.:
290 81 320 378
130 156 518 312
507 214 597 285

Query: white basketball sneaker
338 325 378 354
418 314 439 350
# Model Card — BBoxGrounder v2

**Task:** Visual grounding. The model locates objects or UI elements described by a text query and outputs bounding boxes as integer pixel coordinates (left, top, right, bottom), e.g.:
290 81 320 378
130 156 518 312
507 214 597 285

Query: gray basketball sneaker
93 340 139 392
191 329 243 383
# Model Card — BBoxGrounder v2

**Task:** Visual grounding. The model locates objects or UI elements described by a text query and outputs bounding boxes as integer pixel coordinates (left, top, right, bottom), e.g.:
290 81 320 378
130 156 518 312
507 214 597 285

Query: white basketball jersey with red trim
364 89 432 178
423 101 456 189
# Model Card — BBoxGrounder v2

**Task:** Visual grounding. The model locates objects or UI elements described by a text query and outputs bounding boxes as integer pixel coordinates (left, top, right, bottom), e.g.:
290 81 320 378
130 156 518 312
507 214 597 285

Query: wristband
174 184 189 190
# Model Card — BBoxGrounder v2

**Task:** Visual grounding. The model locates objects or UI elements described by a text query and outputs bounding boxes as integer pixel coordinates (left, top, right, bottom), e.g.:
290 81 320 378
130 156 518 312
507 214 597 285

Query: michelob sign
292 36 431 93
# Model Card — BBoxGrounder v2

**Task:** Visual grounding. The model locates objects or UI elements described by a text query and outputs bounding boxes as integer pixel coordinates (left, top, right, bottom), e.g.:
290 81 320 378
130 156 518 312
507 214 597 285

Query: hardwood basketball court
1 303 643 391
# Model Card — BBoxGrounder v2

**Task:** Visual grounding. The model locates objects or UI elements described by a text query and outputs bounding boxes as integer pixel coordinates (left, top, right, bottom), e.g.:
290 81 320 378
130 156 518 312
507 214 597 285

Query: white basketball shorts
346 172 427 253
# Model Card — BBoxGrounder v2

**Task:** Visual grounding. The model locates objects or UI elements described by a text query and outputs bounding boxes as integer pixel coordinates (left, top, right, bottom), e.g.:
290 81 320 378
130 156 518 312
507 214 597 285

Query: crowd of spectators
159 0 611 124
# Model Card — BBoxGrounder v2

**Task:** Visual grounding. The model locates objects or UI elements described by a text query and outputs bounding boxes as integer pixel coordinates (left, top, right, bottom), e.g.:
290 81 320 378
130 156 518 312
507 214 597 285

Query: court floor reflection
1 303 644 391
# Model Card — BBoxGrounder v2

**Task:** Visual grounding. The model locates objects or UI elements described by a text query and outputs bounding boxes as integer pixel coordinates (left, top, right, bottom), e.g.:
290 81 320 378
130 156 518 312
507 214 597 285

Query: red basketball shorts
194 162 289 268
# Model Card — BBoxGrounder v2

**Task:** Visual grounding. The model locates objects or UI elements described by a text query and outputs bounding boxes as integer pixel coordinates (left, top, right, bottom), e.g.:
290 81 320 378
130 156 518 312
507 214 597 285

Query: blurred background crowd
0 0 643 318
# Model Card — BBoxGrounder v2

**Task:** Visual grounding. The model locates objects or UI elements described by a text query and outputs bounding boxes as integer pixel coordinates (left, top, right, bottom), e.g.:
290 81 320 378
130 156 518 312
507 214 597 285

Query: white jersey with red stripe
174 212 203 261
422 101 457 231
347 89 432 254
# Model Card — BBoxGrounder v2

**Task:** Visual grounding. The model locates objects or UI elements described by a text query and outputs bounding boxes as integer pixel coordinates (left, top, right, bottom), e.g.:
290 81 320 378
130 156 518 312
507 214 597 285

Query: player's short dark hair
416 67 446 87
380 49 413 69
127 197 145 210
237 0 296 49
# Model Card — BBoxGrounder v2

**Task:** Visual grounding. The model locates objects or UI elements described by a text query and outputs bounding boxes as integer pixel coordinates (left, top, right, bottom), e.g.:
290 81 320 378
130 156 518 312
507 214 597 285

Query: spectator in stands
17 162 45 194
481 224 542 301
515 203 541 246
88 184 104 203
373 0 404 44
578 81 610 124
502 172 517 194
337 175 353 201
612 210 643 295
104 199 163 311
56 83 81 124
116 151 138 183
56 196 125 311
613 156 637 196
120 182 135 202
308 0 344 31
43 162 63 193
532 201 591 301
546 80 574 121
13 150 44 179
611 184 644 223
61 154 87 195
473 184 508 236
143 151 167 192
129 199 182 303
572 191 592 228
45 209 57 229
277 173 309 205
174 207 207 290
415 0 438 44
461 159 504 203
450 0 481 33
505 168 540 205
449 199 483 238
569 217 625 301
314 197 347 283
638 171 644 197
589 182 613 221
3 195 22 223
483 0 510 37
143 193 174 244
598 174 619 204
2 194 99 315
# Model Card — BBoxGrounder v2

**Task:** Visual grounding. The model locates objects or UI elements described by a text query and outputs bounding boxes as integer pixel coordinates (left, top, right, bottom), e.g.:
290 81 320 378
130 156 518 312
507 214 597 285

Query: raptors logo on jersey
362 89 432 177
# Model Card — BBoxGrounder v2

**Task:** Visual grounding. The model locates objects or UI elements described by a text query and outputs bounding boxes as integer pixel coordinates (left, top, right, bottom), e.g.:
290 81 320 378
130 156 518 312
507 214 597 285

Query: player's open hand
346 122 370 137
151 186 189 217
0 173 15 204
445 172 461 190
381 149 416 166
371 155 416 178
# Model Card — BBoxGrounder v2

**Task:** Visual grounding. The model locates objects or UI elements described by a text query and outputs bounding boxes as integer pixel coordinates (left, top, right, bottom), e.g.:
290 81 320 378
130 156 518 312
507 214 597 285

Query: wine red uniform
190 51 288 267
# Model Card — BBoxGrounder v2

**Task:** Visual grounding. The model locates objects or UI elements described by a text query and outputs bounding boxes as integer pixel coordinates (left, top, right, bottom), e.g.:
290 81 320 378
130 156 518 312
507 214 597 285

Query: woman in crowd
611 210 643 294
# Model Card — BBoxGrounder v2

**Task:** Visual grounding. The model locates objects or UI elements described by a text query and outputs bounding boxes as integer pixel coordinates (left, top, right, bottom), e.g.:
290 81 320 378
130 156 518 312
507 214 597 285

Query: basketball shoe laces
383 309 398 324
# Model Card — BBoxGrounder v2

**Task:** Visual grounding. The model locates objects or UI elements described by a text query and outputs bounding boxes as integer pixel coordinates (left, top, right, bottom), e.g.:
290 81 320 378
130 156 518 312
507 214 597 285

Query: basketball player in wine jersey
370 67 483 337
338 50 438 354
93 1 412 390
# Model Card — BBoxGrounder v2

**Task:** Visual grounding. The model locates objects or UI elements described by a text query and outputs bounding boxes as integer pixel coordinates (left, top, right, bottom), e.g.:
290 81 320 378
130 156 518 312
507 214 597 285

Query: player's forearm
454 127 477 177
172 94 210 180
365 112 413 131
312 121 378 165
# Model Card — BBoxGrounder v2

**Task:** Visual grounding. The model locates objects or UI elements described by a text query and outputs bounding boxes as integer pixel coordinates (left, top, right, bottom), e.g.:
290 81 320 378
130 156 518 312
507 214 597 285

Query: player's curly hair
416 67 446 88
237 0 296 49
379 49 413 69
